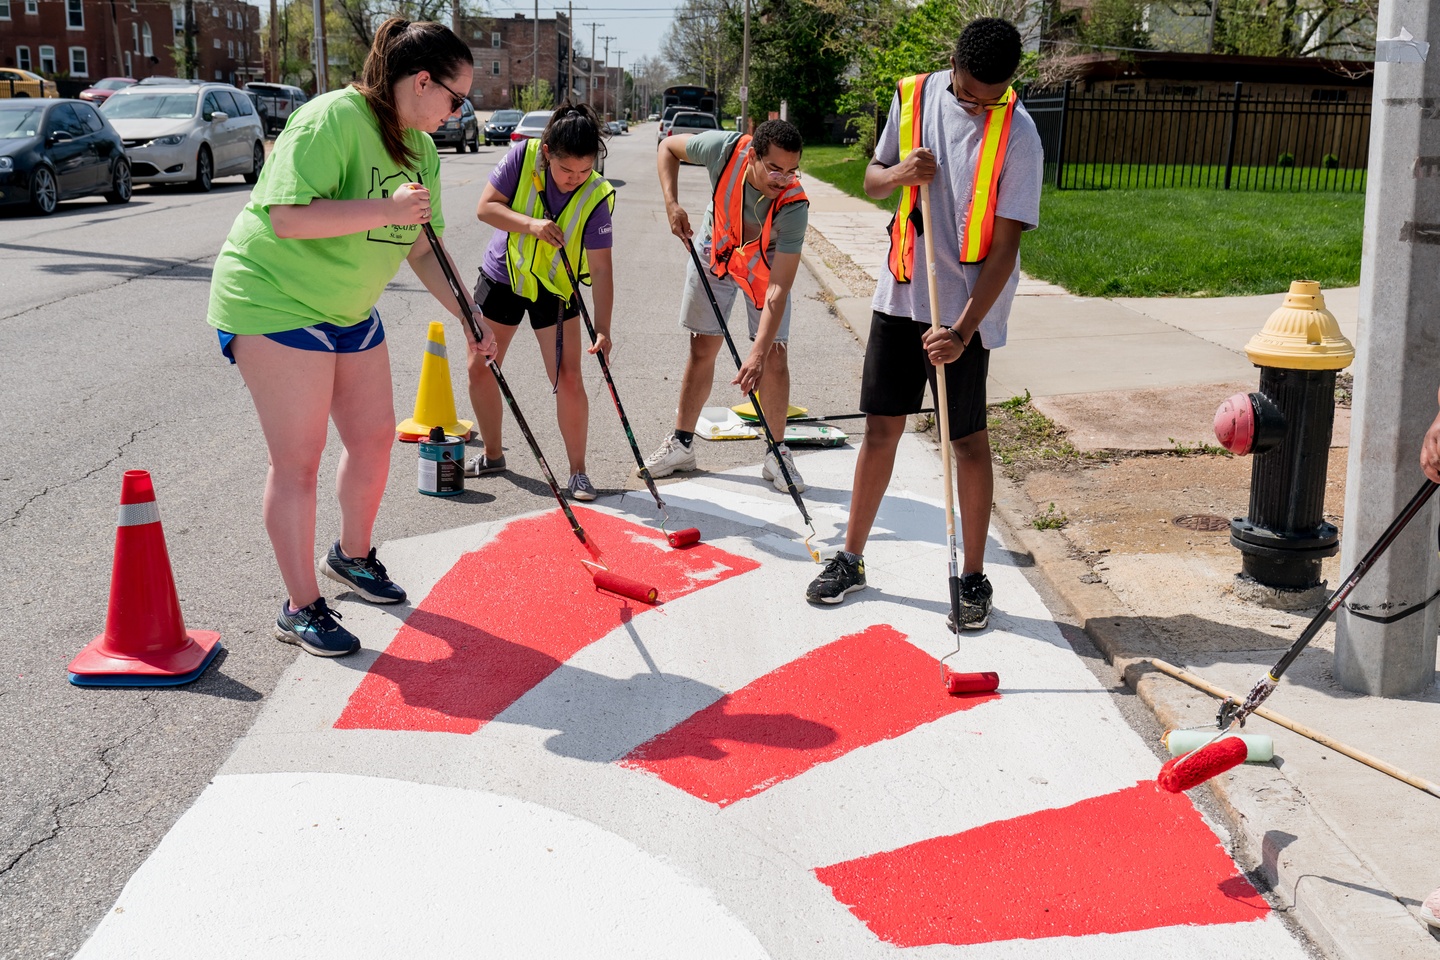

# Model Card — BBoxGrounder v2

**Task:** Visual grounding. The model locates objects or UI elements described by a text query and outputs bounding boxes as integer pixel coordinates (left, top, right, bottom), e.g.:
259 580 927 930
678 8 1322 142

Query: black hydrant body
1213 281 1354 592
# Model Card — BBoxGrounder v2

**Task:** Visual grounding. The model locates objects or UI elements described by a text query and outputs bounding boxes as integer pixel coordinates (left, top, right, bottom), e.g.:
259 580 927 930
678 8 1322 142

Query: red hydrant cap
1214 393 1255 455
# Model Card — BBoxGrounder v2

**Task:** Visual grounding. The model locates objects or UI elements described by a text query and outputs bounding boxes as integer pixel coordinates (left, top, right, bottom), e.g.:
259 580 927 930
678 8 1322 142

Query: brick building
459 11 623 116
0 0 260 87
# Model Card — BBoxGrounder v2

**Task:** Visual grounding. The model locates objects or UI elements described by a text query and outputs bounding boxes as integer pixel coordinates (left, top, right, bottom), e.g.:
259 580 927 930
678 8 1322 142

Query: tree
726 0 849 139
515 78 555 111
663 0 741 91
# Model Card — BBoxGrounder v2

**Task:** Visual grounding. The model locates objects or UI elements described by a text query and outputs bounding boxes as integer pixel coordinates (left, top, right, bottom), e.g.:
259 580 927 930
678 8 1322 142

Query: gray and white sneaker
641 434 697 479
464 453 506 477
761 444 807 493
568 472 598 501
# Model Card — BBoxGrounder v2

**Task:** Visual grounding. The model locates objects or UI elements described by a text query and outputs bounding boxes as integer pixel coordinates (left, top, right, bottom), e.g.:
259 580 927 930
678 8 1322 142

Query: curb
800 246 874 346
989 472 1439 960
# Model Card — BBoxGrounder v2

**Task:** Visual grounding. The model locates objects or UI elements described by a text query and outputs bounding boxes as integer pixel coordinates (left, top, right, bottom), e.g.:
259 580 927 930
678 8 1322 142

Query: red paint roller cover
667 528 702 548
592 569 660 605
1158 736 1248 793
945 671 1000 695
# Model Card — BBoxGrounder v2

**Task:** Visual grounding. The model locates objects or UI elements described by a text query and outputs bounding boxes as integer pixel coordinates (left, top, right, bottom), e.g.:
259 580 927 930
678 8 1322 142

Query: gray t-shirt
871 70 1042 349
685 130 808 257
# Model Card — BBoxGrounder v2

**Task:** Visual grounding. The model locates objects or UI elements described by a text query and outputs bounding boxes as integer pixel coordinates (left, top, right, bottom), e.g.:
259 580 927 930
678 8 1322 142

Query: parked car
618 117 629 132
101 82 264 191
0 68 60 99
646 112 659 122
605 120 622 135
243 82 308 135
78 77 137 103
431 99 478 153
484 108 524 145
668 111 719 136
509 109 552 143
0 98 131 215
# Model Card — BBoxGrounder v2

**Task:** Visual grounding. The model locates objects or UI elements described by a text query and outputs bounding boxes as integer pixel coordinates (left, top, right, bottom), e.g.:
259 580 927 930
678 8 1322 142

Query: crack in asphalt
0 422 161 529
0 695 162 878
0 253 216 324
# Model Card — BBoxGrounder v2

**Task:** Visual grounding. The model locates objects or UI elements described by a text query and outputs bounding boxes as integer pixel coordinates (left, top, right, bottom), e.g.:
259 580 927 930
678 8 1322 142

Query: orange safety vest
886 73 1017 281
710 134 809 308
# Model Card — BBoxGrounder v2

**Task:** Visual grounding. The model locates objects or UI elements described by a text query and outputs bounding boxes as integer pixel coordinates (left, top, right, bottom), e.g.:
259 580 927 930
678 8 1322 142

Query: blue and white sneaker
275 598 359 657
567 472 598 502
320 541 407 604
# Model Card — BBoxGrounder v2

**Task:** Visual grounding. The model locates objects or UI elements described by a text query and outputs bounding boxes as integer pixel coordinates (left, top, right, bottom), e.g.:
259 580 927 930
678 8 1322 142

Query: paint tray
696 407 848 447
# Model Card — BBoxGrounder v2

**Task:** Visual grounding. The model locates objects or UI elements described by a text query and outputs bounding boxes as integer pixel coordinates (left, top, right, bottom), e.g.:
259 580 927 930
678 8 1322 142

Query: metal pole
740 0 749 131
1334 0 1440 697
567 3 573 104
269 0 278 82
311 0 326 93
615 49 625 120
1055 78 1072 188
1222 80 1240 189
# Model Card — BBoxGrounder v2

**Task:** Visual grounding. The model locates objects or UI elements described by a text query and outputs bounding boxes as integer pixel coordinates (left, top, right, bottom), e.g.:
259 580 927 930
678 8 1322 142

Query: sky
242 0 677 64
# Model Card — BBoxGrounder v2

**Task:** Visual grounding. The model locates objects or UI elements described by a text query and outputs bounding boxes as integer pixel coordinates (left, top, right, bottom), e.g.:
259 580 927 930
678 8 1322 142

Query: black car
431 100 479 154
484 109 524 146
0 98 131 215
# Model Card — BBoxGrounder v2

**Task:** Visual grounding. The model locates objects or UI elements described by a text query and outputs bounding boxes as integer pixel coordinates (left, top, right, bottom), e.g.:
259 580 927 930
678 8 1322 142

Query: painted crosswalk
74 435 1311 959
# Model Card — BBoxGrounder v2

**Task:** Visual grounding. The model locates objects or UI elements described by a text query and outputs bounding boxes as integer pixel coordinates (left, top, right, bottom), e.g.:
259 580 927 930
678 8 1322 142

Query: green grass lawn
800 145 1364 298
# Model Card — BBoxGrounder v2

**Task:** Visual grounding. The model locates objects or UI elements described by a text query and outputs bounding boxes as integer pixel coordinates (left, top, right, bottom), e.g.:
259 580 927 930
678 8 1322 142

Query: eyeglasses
763 165 800 186
430 75 468 114
950 83 1010 113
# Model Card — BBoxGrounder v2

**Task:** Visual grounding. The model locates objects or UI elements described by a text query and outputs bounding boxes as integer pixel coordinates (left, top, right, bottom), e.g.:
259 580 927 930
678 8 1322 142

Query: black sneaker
947 572 993 632
320 541 407 604
275 598 360 657
806 552 866 605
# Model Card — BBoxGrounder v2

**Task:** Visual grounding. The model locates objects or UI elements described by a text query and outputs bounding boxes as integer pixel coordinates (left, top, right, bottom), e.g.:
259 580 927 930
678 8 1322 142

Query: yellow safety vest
506 138 616 299
886 73 1017 280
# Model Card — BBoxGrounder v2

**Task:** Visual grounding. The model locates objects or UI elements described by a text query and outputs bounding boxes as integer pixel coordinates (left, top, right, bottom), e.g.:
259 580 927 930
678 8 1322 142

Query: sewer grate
1172 514 1230 532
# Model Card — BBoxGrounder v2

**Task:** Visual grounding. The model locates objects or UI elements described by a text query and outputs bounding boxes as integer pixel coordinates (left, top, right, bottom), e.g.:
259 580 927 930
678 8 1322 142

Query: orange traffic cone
397 321 474 443
67 470 222 687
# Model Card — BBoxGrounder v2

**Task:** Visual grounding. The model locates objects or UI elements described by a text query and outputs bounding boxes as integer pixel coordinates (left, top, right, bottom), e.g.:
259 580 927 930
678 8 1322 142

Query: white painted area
75 435 1312 960
76 772 771 960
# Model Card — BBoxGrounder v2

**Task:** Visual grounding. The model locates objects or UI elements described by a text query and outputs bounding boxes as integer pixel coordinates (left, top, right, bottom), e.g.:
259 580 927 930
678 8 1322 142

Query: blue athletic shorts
217 309 386 364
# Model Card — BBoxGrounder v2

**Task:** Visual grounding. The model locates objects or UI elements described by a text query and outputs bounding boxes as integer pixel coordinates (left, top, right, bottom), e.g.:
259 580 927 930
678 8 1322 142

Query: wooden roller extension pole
1147 658 1440 800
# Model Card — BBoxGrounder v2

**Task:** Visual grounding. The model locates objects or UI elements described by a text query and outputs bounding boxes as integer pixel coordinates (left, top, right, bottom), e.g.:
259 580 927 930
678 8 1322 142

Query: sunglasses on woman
430 75 468 114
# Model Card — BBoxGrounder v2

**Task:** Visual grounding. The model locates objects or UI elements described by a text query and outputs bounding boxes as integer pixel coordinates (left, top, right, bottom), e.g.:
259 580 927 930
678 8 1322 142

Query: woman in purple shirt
464 103 615 501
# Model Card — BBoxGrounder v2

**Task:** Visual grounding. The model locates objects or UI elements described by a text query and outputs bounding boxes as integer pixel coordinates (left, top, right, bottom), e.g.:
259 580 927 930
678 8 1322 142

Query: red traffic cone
67 470 222 687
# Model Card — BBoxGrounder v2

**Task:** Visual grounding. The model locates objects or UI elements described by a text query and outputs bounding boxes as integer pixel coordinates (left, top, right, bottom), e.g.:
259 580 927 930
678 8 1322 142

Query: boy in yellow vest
643 119 811 493
806 18 1042 631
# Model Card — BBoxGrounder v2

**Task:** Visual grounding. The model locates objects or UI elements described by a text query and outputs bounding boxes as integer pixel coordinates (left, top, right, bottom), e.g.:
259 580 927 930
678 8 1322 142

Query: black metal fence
1023 81 1371 192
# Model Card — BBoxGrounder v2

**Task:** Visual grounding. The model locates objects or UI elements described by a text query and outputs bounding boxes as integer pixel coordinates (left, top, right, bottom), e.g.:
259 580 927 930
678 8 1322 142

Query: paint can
418 426 464 497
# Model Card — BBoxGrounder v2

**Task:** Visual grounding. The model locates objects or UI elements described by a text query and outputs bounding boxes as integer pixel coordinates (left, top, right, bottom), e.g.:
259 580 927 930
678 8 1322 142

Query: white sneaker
1421 887 1440 929
762 445 807 493
641 434 697 479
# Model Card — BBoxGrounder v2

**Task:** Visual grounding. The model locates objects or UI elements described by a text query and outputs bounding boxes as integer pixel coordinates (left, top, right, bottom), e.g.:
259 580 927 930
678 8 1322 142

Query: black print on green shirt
366 167 421 246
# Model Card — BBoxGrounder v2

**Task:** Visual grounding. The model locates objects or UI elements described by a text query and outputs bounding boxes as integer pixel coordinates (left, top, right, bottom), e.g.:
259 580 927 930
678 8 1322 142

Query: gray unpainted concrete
1335 0 1440 697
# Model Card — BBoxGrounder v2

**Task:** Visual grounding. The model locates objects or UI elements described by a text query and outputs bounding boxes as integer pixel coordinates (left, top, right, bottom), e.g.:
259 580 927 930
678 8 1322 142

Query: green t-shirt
207 87 445 335
684 130 807 255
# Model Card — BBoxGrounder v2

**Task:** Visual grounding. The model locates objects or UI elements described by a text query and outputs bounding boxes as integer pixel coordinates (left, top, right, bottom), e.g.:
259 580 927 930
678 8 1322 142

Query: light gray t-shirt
871 70 1043 349
685 130 808 257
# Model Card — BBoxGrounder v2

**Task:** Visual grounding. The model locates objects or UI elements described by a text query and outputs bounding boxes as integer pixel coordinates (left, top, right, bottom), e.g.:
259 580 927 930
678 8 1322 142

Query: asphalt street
0 126 1316 959
0 127 862 958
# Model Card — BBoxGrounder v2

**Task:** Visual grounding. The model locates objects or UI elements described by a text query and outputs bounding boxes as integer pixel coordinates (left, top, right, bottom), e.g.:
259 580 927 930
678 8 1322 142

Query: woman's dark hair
541 101 608 166
952 17 1022 85
355 17 473 168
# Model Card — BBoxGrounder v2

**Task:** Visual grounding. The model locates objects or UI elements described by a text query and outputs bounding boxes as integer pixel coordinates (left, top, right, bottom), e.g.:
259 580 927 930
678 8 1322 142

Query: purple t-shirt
480 141 614 287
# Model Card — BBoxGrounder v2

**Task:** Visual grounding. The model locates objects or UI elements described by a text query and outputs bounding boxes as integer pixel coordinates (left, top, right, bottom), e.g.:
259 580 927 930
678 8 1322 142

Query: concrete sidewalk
799 173 1440 959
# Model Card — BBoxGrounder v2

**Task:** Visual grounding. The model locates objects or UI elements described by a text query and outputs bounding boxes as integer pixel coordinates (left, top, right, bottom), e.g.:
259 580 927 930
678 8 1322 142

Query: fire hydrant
1213 281 1355 591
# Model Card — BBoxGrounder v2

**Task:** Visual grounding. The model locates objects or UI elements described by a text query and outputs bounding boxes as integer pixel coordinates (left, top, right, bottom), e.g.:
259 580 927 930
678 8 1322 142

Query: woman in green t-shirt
207 18 496 658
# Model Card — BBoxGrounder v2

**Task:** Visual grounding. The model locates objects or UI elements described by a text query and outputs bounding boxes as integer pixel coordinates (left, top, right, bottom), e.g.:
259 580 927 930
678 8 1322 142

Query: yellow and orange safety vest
886 72 1017 282
710 134 809 308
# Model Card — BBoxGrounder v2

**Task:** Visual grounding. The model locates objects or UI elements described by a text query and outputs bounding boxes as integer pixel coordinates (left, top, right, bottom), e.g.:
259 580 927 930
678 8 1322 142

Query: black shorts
859 310 990 441
474 273 580 330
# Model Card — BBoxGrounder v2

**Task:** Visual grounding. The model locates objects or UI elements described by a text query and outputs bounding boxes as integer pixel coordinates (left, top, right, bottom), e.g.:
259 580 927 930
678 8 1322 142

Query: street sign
739 86 748 100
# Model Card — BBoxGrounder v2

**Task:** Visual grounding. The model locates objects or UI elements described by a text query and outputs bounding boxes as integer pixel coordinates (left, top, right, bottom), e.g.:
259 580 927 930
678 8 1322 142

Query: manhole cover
1172 514 1230 532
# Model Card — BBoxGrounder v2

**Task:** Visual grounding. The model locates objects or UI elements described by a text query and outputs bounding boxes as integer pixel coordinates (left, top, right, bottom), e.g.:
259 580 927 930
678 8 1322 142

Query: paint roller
531 173 702 551
1156 479 1438 793
418 217 663 603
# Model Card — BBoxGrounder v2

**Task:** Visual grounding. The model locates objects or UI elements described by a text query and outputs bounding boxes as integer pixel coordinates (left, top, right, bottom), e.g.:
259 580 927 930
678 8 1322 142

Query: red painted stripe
620 625 997 806
814 782 1269 946
334 509 759 734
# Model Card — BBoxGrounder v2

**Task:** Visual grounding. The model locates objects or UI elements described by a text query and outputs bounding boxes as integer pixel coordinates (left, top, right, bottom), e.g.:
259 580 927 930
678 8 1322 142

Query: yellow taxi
0 69 61 99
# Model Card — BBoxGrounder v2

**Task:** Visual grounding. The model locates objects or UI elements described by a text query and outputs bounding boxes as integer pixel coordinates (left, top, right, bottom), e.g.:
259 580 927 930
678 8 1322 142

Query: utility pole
600 34 615 118
584 22 599 105
312 0 327 92
1334 0 1440 697
566 2 573 104
269 0 279 82
107 0 123 76
532 0 539 102
740 0 750 132
614 49 625 120
183 0 197 79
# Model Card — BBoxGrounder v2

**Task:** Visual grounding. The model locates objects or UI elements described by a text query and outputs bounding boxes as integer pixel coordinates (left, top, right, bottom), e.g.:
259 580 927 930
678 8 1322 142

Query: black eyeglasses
431 75 467 113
